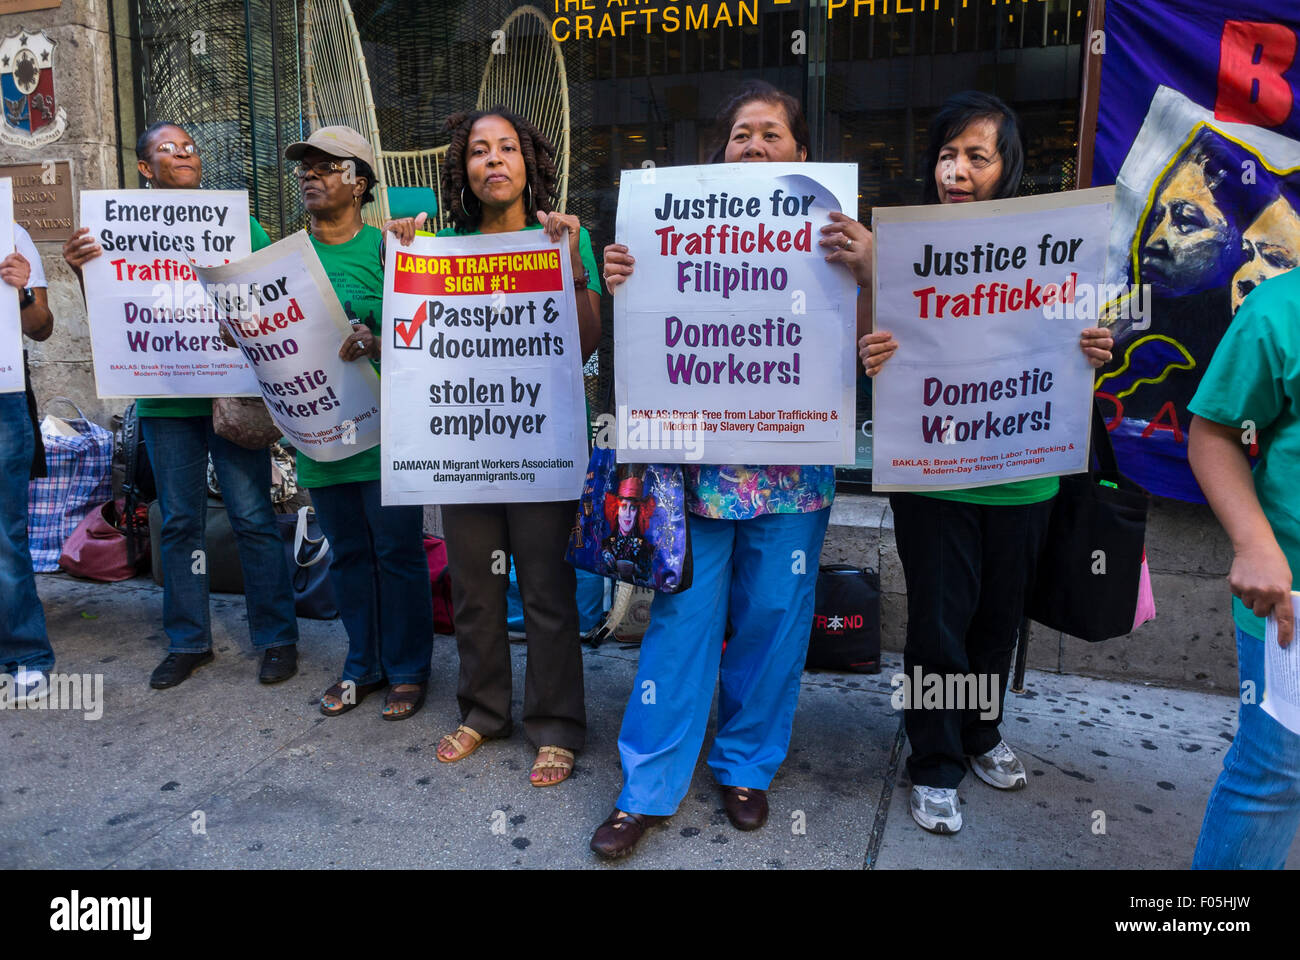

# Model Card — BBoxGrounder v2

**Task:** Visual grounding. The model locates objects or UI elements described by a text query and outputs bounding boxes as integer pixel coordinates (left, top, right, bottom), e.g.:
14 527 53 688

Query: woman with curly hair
389 107 600 786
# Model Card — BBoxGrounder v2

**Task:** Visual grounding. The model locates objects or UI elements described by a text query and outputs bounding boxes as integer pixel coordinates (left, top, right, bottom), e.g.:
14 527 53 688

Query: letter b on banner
1215 21 1296 127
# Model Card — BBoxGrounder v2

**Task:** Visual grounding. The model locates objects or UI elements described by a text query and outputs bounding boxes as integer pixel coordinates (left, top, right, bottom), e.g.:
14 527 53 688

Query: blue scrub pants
615 508 831 816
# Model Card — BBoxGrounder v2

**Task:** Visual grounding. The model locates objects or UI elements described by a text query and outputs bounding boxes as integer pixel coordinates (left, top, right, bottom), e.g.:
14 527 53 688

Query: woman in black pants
861 91 1114 835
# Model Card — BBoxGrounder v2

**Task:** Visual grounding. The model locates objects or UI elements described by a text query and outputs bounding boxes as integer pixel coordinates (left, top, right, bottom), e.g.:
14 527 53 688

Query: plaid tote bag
27 398 113 572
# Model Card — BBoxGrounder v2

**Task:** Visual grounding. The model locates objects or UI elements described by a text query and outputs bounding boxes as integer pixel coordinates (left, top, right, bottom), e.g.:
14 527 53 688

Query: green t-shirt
1188 267 1300 639
294 223 386 489
136 216 273 419
919 476 1060 506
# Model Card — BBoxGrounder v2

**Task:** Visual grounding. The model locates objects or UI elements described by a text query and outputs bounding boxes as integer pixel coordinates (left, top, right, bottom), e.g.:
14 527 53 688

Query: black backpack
805 564 881 674
111 402 155 567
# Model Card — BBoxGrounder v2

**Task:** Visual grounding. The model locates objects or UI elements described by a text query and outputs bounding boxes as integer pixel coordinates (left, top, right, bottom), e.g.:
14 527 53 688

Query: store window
129 0 1085 484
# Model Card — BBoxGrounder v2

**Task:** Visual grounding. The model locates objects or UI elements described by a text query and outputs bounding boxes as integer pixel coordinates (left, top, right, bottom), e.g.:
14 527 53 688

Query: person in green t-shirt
860 92 1114 835
62 121 299 691
284 125 436 723
1187 264 1300 869
388 108 599 788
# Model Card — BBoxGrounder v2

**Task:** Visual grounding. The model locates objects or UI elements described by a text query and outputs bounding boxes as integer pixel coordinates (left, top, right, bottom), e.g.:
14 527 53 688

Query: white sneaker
13 668 49 705
910 785 962 834
969 740 1027 790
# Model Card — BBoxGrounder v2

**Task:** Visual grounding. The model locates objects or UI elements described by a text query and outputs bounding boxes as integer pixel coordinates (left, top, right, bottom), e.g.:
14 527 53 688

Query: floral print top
684 465 836 520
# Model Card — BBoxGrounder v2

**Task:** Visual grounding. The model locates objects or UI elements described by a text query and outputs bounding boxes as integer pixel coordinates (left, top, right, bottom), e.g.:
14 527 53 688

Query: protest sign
870 188 1114 491
380 230 588 505
195 231 380 462
613 162 858 465
80 188 259 398
0 178 21 394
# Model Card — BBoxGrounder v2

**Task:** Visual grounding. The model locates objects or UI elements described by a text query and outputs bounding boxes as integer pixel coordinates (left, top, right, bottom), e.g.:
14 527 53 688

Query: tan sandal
530 745 575 787
436 724 484 763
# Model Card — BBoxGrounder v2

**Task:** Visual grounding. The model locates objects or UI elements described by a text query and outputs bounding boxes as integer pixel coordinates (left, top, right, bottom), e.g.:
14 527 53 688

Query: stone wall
2 0 124 427
821 492 1239 693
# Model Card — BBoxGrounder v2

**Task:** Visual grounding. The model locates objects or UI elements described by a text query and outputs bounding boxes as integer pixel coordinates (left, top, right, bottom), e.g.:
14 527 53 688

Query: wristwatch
573 269 590 289
19 287 34 309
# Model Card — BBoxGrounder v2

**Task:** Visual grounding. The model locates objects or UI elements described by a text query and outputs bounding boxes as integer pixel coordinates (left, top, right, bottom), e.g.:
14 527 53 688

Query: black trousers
890 492 1054 789
441 500 586 752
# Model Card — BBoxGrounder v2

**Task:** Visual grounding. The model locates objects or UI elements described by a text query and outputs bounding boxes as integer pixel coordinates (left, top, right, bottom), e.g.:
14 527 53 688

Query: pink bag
1132 550 1156 630
58 501 143 582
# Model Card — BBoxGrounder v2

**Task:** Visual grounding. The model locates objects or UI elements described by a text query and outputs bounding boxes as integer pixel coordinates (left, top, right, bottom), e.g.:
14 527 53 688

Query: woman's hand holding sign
861 325 1114 378
340 321 378 362
602 243 634 290
820 212 873 286
1079 327 1114 367
384 212 428 247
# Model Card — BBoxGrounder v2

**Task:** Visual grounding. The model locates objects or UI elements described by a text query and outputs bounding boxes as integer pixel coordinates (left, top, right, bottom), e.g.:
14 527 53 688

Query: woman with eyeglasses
62 121 299 690
285 126 437 722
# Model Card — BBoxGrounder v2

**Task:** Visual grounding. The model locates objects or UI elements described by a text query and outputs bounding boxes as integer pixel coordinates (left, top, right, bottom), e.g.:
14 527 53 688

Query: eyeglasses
155 141 198 157
292 159 353 179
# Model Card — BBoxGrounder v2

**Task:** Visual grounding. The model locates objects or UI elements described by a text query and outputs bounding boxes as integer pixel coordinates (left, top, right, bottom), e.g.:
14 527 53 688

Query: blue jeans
141 416 298 654
0 391 52 672
616 508 831 815
308 479 433 685
1193 626 1300 869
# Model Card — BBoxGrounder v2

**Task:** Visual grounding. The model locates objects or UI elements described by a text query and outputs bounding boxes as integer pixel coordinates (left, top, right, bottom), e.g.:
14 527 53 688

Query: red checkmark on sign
394 300 427 347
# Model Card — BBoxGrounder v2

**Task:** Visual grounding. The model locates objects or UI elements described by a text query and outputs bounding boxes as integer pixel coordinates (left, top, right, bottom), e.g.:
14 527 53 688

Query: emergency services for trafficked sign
380 230 588 505
195 231 380 462
870 187 1115 491
80 189 259 398
0 178 21 394
613 162 859 465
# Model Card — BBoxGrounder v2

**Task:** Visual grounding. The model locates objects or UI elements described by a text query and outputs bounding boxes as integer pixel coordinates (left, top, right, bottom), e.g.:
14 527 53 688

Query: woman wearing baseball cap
285 125 437 722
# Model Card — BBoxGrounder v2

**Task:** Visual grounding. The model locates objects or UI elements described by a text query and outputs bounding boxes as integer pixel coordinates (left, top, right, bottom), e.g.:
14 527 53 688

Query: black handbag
149 498 244 593
805 564 881 673
277 506 339 620
111 401 155 567
1027 402 1150 643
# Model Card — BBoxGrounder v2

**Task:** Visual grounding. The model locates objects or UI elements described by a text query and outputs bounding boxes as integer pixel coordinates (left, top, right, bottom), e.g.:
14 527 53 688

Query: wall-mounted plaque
0 159 74 240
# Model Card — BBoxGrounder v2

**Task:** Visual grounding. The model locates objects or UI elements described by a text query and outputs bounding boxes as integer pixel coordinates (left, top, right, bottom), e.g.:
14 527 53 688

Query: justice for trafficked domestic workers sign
0 179 21 394
380 230 588 505
80 189 259 398
195 231 380 462
870 187 1115 492
613 161 859 465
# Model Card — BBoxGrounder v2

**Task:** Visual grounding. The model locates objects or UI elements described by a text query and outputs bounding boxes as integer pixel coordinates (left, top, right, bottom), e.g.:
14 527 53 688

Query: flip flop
319 679 386 717
382 683 427 721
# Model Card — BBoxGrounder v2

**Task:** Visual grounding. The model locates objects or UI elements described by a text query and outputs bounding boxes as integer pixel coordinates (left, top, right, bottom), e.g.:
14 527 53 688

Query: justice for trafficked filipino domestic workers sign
869 187 1115 492
195 231 381 462
80 189 260 398
380 230 588 505
613 161 859 465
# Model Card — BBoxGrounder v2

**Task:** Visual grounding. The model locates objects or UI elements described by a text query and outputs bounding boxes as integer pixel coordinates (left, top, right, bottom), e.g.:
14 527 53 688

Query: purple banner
1092 0 1300 501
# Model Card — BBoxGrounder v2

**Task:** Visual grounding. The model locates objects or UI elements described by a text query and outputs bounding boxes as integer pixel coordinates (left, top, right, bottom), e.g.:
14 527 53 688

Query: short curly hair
441 107 557 233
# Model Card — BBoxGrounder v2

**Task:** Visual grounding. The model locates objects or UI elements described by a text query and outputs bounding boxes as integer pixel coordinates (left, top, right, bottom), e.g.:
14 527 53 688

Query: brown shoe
590 809 664 861
721 786 769 831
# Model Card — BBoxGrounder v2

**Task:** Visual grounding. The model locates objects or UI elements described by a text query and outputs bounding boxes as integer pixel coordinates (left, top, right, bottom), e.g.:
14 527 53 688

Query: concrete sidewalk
3 574 1296 870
